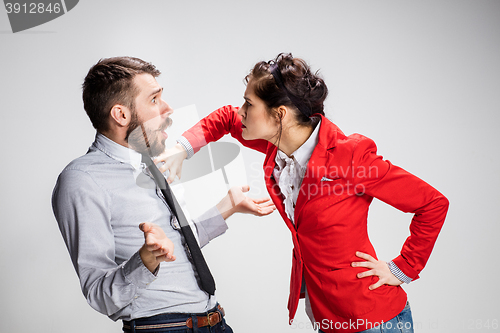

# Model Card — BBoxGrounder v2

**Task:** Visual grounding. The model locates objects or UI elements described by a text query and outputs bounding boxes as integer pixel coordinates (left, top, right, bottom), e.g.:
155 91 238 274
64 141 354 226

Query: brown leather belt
122 305 225 331
186 304 225 328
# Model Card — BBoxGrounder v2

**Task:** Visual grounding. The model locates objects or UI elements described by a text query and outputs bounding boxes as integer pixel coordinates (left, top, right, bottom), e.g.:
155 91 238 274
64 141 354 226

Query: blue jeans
319 301 414 333
122 304 233 333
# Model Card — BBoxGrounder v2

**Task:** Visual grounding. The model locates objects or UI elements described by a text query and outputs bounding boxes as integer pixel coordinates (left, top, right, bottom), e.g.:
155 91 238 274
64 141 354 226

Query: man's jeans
319 301 414 333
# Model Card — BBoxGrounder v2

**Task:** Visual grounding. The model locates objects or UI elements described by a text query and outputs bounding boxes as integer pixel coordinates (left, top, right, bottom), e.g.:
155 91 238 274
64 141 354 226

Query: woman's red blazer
182 105 449 332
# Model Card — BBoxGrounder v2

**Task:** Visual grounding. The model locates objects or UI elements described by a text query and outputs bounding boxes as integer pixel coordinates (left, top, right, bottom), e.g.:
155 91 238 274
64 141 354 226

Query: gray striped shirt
52 133 227 321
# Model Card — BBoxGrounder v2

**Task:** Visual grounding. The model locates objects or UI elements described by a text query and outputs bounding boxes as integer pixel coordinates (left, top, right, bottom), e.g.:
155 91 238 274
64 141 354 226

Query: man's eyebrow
243 96 252 102
148 87 163 98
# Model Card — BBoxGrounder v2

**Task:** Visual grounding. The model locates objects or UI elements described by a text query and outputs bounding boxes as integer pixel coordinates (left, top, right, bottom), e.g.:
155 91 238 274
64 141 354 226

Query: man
52 57 275 332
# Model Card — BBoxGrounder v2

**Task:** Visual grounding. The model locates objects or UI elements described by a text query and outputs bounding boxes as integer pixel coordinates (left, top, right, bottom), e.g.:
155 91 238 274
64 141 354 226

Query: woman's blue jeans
319 301 414 333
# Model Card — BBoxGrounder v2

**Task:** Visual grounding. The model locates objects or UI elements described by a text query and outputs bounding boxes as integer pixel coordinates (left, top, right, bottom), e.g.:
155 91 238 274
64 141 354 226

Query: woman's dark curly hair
245 53 328 127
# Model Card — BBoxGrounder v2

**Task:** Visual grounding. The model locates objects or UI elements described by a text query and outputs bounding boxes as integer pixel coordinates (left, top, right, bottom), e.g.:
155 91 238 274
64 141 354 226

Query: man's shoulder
52 149 116 219
55 148 124 191
62 148 120 174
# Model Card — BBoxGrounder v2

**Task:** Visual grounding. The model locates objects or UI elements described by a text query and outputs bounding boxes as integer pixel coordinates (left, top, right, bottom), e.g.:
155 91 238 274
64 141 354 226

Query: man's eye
245 101 251 107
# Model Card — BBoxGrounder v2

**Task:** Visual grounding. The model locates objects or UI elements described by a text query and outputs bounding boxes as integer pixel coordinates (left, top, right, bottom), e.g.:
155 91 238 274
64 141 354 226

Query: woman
157 53 449 333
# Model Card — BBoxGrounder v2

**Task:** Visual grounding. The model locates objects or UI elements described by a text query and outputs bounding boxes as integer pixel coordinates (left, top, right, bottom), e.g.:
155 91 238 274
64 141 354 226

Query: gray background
1 0 499 332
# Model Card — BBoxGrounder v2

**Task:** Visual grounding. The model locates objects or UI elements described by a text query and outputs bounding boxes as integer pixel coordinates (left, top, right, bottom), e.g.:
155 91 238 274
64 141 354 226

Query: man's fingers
157 248 176 261
258 206 276 216
253 197 271 204
140 222 153 232
160 254 176 262
252 198 274 208
151 248 164 257
253 200 276 216
260 201 276 209
152 246 175 258
152 247 168 255
240 185 250 193
145 242 161 252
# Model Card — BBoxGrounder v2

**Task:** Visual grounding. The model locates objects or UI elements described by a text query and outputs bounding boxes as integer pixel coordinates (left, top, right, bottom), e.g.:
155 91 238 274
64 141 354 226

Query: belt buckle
207 311 219 327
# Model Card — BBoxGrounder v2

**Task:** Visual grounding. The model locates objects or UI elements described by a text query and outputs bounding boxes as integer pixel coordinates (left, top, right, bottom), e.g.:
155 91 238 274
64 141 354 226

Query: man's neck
99 130 129 149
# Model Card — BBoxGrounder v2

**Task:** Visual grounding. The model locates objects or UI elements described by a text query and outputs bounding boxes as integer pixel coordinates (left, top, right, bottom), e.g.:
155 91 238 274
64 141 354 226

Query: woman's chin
242 129 260 141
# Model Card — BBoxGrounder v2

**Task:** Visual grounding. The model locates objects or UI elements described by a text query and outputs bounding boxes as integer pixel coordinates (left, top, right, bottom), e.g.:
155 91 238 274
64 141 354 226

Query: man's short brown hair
82 57 161 132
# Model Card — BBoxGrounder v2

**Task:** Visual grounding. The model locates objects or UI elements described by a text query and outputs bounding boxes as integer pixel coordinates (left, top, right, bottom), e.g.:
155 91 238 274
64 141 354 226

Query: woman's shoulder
318 116 376 150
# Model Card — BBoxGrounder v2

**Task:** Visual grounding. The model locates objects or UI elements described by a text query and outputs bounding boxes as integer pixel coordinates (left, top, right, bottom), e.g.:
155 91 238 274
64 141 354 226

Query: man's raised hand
139 222 176 273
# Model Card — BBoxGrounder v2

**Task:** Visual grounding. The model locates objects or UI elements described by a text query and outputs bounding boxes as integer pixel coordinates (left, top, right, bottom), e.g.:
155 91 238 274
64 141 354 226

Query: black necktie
141 154 216 295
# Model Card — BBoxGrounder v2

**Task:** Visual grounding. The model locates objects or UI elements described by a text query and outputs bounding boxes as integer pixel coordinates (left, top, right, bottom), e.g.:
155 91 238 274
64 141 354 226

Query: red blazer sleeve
352 136 449 280
181 105 269 154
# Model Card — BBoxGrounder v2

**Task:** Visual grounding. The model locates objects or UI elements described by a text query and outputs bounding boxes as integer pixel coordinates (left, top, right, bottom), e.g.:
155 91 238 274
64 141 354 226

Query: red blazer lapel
294 149 327 229
264 145 296 233
294 115 343 229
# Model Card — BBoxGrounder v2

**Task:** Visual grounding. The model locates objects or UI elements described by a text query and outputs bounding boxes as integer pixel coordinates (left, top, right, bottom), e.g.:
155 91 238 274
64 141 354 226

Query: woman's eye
152 98 156 104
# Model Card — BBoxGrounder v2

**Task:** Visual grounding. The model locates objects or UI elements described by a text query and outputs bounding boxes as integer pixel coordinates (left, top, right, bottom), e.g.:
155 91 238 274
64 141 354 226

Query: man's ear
109 104 132 127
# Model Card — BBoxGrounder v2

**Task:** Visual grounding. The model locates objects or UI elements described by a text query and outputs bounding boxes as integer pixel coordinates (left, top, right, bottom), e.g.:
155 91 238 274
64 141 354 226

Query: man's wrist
139 245 159 273
216 194 235 220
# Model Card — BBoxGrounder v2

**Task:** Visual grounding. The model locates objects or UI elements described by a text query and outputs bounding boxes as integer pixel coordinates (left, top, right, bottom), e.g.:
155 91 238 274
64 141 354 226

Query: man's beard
126 110 173 157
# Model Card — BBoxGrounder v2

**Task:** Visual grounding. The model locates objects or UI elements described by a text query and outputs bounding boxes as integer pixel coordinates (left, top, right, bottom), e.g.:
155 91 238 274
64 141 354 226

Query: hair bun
275 53 328 118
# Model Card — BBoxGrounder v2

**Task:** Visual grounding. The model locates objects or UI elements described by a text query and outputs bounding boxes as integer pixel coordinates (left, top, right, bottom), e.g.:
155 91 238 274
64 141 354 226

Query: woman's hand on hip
352 251 403 290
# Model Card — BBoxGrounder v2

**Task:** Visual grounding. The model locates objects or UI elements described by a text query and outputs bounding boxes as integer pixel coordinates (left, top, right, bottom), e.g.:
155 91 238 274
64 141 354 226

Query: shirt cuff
193 206 228 248
177 136 194 160
122 251 158 288
388 260 413 284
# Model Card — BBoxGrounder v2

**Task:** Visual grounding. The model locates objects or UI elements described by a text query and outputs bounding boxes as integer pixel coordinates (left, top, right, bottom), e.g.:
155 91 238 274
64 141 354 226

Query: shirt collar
92 133 144 170
275 118 321 169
